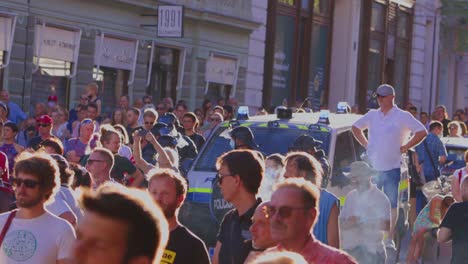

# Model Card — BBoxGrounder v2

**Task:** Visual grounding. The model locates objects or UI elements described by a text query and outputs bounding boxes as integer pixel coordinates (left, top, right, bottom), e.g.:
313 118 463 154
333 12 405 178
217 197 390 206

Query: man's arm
212 241 222 264
327 203 340 249
351 126 368 149
400 130 427 153
437 227 452 243
129 169 144 188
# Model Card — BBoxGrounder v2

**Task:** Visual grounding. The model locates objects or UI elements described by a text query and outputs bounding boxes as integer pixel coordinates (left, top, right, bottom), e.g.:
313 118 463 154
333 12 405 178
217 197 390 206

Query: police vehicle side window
194 126 330 171
332 131 356 178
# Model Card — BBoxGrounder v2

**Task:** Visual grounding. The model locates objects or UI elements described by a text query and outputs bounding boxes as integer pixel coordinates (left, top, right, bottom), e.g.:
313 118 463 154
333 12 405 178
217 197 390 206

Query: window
397 12 410 39
278 0 295 6
0 51 4 90
308 23 330 110
93 66 129 117
32 57 72 107
314 0 331 15
265 0 334 109
371 2 386 32
271 15 295 106
147 46 180 103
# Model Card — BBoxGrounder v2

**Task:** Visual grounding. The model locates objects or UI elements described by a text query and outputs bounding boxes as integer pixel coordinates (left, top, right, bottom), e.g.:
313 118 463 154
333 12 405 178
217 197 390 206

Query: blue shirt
7 101 27 124
415 133 447 181
313 189 339 245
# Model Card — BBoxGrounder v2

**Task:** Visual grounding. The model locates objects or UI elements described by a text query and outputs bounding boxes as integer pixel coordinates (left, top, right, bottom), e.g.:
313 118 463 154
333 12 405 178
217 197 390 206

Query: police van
179 105 410 253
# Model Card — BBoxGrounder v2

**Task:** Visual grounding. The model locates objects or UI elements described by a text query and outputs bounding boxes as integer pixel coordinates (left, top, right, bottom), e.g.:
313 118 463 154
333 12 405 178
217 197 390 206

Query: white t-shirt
46 196 74 220
340 184 391 253
454 167 468 188
58 186 83 223
0 211 75 263
353 106 426 171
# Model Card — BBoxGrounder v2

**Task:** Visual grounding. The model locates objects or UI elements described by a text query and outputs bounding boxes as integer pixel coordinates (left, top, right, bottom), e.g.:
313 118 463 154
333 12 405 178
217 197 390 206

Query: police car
179 104 410 252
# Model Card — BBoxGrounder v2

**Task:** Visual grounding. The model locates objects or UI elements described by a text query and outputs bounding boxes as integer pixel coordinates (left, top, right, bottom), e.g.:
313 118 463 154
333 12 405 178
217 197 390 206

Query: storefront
0 12 16 90
357 0 413 112
146 43 185 104
0 0 261 114
264 0 334 110
32 21 81 107
93 33 138 115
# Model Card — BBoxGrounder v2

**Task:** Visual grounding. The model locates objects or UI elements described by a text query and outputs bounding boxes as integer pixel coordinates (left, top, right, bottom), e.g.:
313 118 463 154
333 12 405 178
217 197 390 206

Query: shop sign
157 5 184 38
34 25 80 62
0 16 13 52
94 36 137 70
205 55 237 85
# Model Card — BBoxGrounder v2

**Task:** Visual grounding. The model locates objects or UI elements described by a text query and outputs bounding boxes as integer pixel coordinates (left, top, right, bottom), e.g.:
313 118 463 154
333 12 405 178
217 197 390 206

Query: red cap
37 115 53 124
48 95 58 102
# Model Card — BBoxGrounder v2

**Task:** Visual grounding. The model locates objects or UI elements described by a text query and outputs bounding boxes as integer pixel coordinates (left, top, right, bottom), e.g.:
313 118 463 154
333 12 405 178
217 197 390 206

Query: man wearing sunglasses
85 147 116 188
352 84 427 249
27 115 57 151
0 152 75 263
212 150 263 264
267 178 356 263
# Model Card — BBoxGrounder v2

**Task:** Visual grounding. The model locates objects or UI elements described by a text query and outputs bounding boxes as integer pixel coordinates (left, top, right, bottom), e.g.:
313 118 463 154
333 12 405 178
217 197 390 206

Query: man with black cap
352 84 427 249
340 161 391 264
229 126 258 150
290 134 330 188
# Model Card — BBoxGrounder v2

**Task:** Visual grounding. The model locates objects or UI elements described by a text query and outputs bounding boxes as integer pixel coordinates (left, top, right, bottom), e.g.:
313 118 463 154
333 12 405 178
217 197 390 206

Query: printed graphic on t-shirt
3 230 37 261
161 249 176 264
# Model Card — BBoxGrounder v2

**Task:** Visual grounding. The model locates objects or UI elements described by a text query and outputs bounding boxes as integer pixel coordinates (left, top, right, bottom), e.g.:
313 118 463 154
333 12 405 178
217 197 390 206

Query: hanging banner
205 55 237 85
94 35 138 70
0 16 13 52
34 24 81 62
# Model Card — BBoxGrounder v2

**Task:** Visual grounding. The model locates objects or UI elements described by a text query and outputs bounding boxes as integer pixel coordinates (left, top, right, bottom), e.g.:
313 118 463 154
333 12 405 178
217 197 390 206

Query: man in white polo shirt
351 84 427 248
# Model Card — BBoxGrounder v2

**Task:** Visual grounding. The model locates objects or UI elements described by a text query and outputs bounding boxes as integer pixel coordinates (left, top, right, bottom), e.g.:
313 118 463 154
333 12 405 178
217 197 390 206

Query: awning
0 12 17 69
205 53 239 96
94 33 139 85
33 22 82 78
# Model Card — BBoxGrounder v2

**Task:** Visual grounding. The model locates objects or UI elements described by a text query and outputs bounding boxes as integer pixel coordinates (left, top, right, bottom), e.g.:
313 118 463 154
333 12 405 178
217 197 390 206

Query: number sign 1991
157 5 184 38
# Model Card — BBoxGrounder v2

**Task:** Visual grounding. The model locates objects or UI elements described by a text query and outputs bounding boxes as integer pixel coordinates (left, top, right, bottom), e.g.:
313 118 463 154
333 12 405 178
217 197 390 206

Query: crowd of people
0 82 466 264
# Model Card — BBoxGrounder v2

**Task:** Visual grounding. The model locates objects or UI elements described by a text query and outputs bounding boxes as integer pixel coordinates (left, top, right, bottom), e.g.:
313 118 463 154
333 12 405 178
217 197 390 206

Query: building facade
0 0 464 118
0 0 265 117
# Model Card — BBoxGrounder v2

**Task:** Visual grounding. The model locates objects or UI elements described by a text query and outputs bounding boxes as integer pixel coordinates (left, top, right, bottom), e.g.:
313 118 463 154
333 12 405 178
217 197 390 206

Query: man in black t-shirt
213 150 264 264
182 112 205 152
148 169 210 264
438 177 468 264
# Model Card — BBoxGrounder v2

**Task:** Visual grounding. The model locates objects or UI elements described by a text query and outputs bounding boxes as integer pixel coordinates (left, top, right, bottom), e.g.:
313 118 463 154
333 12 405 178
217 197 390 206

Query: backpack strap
459 169 463 184
0 209 17 246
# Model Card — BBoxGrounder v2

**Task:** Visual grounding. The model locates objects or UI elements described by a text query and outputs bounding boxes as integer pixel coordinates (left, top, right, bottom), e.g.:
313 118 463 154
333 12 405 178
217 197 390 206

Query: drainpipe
21 0 31 111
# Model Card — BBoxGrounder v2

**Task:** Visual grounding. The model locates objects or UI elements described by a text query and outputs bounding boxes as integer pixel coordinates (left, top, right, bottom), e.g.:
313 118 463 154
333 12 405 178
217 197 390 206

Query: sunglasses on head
37 123 50 127
265 205 310 219
12 178 40 188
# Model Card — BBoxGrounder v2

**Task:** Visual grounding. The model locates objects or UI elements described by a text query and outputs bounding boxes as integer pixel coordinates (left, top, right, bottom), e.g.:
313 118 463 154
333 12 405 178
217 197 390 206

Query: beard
162 201 178 219
16 192 44 208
